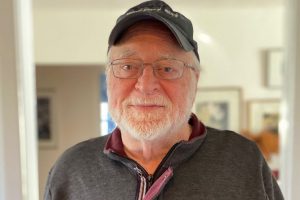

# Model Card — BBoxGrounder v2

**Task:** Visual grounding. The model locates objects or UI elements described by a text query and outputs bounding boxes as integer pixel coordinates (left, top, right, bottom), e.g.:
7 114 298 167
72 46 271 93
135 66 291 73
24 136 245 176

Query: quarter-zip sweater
44 114 284 200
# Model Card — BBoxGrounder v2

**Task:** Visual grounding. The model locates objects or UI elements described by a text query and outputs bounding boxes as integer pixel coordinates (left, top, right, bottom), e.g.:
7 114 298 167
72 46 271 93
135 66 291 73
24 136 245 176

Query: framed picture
266 49 283 88
247 99 280 134
193 87 242 132
37 89 57 148
247 99 281 177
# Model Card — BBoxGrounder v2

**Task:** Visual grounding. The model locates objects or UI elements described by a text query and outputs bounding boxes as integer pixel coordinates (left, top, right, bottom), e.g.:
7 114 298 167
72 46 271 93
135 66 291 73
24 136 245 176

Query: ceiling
33 0 284 9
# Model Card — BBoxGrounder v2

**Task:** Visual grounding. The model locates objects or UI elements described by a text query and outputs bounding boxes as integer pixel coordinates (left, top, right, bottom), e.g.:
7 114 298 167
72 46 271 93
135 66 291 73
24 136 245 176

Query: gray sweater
44 115 284 200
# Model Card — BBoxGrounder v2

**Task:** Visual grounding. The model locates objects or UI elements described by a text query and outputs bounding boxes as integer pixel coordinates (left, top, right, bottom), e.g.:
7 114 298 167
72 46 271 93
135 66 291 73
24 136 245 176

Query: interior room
34 0 283 198
1 0 300 199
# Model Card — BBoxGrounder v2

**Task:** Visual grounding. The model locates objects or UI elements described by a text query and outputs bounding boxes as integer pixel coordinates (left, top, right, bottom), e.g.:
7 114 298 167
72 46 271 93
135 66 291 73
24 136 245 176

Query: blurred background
1 0 300 199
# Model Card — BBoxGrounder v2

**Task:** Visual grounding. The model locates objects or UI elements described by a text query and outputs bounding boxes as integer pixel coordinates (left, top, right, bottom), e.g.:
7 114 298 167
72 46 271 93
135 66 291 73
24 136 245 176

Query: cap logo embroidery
125 7 179 18
126 8 162 16
164 9 179 18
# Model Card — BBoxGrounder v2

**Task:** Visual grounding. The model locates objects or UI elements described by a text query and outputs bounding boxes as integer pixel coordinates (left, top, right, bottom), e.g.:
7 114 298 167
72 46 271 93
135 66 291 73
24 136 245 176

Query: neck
121 123 192 174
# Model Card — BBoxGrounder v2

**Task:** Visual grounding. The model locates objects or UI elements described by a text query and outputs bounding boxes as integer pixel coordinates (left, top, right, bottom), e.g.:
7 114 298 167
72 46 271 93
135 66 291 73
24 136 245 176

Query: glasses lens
154 59 184 79
111 59 141 79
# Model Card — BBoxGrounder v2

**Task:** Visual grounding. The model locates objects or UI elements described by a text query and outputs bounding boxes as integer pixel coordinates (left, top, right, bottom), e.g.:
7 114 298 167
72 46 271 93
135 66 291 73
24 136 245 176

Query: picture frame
247 99 281 176
266 49 283 88
193 87 242 132
37 88 58 148
247 99 280 134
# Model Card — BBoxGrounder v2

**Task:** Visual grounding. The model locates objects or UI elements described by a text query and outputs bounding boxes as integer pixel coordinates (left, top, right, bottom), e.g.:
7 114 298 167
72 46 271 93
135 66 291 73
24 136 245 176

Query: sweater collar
104 113 207 162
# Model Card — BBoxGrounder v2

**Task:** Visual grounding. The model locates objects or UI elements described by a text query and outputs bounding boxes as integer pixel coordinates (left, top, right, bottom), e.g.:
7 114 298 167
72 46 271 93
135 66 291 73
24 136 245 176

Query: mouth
128 104 165 111
124 96 169 112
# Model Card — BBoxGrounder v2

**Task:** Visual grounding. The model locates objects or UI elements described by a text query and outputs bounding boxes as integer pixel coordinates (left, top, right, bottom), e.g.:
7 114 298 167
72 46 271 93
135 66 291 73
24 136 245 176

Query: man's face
107 21 199 141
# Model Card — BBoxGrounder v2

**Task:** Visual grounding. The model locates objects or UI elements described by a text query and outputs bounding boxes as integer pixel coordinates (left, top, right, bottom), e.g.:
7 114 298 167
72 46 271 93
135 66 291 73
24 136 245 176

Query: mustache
123 96 171 107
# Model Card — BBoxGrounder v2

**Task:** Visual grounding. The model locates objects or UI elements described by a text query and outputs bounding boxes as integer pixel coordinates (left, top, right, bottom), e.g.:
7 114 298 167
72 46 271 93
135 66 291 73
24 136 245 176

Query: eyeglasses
109 58 195 80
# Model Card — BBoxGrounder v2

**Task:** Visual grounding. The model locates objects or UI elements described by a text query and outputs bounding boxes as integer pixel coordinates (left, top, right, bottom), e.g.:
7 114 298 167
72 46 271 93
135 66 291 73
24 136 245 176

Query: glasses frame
109 58 196 80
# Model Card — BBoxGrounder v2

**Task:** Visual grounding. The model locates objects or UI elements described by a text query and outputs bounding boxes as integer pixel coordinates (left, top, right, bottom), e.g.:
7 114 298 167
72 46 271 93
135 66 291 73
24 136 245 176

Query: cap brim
108 12 194 52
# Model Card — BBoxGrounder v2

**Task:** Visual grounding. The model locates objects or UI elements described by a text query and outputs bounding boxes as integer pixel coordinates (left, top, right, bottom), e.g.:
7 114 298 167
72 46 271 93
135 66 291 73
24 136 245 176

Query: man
44 1 284 200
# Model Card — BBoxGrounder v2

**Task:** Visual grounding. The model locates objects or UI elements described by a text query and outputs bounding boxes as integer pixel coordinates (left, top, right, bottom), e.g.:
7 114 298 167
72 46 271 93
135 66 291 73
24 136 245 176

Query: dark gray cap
108 0 200 61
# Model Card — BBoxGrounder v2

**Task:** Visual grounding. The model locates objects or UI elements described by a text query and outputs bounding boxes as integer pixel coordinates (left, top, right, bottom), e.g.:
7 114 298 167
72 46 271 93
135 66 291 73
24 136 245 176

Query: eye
157 66 174 73
121 64 134 71
155 59 181 74
161 66 174 73
157 65 177 73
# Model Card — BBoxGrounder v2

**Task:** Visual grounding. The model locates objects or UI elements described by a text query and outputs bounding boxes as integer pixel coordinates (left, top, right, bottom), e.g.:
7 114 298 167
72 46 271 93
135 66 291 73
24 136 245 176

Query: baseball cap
108 0 200 61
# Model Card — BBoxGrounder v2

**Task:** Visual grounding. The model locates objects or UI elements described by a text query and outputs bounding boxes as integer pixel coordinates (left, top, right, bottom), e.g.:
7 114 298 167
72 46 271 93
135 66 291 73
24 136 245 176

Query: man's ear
194 70 200 91
190 70 200 105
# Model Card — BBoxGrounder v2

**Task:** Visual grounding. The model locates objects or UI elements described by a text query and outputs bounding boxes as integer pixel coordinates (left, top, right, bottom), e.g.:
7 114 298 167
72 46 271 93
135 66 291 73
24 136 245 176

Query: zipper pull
147 174 154 185
143 167 174 200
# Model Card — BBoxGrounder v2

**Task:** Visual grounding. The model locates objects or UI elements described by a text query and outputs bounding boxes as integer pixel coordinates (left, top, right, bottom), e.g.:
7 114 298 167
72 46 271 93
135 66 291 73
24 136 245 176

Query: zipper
144 167 174 200
134 166 147 200
108 143 180 199
151 142 180 180
108 152 153 200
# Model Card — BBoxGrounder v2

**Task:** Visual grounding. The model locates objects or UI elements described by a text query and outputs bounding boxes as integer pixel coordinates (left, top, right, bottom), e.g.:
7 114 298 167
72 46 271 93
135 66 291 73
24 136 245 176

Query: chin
119 118 173 141
118 109 191 141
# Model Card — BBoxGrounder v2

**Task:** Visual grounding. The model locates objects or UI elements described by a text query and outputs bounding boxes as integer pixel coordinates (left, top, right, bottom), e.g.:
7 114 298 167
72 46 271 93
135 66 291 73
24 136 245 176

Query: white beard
109 94 193 141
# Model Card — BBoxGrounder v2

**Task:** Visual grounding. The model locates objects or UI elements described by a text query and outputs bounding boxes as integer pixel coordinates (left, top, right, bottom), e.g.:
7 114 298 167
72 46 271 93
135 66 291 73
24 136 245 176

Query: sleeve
260 152 284 200
43 168 53 200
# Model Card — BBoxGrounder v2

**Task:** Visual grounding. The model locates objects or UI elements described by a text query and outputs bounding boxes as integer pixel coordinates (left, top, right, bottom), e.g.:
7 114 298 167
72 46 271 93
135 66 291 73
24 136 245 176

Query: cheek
162 76 197 109
163 82 190 107
107 75 135 107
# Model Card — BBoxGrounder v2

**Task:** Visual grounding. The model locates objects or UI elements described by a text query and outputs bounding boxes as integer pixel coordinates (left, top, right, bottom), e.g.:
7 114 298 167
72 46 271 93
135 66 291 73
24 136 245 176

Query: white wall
36 66 101 199
190 8 283 97
33 8 118 64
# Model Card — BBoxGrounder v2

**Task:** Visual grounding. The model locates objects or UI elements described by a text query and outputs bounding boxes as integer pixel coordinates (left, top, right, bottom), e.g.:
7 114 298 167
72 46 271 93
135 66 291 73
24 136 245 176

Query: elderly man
44 1 284 200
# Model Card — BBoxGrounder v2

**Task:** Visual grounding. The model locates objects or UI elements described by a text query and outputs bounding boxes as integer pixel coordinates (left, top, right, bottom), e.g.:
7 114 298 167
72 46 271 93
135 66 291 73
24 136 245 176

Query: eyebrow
117 49 138 58
157 54 175 60
112 49 180 61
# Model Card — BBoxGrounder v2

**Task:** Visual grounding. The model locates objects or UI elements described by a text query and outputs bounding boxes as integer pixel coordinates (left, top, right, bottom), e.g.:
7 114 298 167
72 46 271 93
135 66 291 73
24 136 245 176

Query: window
100 73 116 135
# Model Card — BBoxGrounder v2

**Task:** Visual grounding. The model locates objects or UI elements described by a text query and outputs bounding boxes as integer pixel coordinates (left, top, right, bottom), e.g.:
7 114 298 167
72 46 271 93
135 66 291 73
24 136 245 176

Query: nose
134 65 160 94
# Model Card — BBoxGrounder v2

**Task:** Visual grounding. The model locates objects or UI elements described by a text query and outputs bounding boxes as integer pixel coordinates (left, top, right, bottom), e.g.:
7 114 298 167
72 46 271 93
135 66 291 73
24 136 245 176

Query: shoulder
196 127 267 180
205 127 257 147
47 135 110 181
58 135 109 160
203 127 263 161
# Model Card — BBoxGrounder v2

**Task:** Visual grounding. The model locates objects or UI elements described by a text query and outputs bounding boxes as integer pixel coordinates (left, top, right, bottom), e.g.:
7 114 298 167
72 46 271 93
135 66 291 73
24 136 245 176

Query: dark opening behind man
44 1 284 199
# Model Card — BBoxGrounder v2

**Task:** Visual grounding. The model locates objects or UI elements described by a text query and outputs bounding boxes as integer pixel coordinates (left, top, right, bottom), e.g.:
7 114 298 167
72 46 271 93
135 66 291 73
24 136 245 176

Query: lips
129 104 165 107
129 104 164 107
128 104 165 111
123 96 170 110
